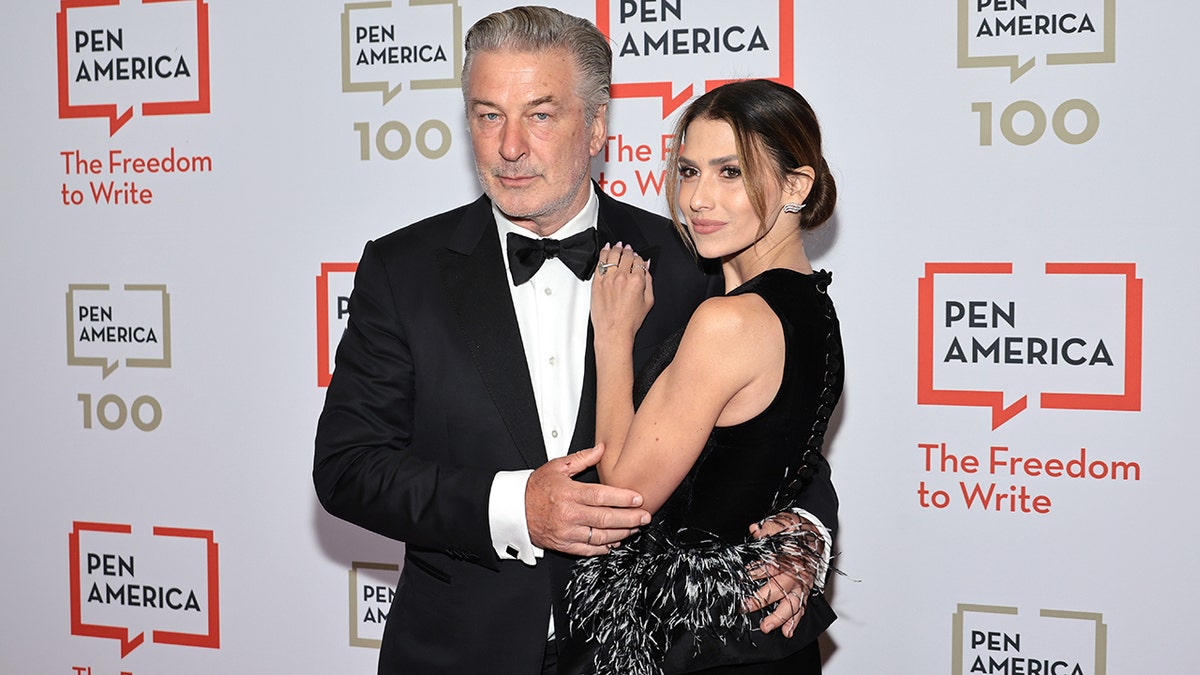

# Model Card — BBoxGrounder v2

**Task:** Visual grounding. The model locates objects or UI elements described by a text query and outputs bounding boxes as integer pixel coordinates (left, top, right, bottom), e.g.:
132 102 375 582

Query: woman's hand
591 242 654 343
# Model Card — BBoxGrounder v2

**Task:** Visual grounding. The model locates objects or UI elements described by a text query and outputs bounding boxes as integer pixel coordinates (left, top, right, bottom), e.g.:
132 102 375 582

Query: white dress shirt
487 191 598 566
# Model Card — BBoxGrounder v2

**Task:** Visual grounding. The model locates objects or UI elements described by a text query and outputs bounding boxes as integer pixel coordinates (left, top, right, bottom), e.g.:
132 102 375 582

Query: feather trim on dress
566 522 828 675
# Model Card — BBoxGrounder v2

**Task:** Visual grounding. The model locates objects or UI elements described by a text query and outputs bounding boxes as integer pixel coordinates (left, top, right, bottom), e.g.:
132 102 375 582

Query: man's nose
499 120 528 162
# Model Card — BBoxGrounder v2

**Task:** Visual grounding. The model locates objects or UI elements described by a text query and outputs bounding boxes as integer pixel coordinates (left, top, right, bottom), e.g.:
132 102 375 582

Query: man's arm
313 240 497 561
745 457 838 636
313 240 648 563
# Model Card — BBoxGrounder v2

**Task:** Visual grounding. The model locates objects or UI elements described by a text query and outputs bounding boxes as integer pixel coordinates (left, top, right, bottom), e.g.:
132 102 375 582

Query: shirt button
544 287 553 296
551 429 559 438
549 356 557 366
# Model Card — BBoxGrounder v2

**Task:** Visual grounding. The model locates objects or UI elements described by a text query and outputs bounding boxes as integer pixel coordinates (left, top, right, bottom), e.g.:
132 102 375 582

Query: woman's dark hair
665 79 836 250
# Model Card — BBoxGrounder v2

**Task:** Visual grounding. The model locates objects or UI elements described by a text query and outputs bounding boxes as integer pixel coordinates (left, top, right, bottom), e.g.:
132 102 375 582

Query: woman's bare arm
595 293 784 513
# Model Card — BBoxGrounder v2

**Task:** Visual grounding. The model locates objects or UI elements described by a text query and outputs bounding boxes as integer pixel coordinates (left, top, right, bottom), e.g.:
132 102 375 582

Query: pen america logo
70 521 220 657
317 263 357 387
917 262 1142 429
57 0 211 135
958 0 1114 81
348 562 400 648
341 0 461 104
596 0 794 117
68 283 171 379
952 604 1105 675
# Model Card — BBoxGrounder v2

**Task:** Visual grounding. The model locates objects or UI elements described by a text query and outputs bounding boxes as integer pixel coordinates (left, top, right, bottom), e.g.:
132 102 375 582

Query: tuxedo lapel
568 322 596 456
437 197 548 469
568 188 660 457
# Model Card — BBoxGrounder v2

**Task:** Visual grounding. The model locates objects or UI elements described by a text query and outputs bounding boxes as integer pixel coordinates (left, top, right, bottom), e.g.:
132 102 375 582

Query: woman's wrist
593 332 636 355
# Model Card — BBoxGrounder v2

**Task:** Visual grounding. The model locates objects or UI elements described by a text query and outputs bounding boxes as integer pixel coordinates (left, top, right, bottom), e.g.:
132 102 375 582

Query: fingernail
614 241 623 248
645 259 651 271
641 513 651 525
602 242 611 250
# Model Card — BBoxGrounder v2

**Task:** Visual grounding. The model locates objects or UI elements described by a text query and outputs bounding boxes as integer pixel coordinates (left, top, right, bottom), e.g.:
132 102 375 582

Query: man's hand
526 444 651 556
743 512 823 637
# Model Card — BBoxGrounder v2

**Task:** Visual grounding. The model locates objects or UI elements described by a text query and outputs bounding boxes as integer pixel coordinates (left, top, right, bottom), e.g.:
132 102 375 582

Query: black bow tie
506 228 598 285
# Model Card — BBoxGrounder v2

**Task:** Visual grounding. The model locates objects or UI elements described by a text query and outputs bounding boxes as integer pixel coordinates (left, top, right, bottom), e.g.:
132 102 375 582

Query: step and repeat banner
3 1 1196 673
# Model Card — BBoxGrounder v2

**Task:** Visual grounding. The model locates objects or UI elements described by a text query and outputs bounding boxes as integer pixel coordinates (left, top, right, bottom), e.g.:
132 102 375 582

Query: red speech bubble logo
317 263 358 387
69 521 220 657
596 0 795 117
918 262 1142 429
1039 263 1142 414
57 0 211 135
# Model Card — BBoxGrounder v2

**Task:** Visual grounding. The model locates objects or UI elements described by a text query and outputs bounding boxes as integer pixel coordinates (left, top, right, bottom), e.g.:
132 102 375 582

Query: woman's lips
690 218 725 235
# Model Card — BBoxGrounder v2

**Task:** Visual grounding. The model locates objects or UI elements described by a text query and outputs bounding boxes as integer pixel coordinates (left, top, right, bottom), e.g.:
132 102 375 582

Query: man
314 7 833 673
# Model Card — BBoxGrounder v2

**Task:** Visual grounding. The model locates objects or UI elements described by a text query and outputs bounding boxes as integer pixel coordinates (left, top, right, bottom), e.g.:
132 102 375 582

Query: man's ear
589 103 609 156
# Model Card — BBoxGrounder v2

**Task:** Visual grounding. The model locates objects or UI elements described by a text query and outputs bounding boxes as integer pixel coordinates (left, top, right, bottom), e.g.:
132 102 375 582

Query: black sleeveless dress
564 269 845 675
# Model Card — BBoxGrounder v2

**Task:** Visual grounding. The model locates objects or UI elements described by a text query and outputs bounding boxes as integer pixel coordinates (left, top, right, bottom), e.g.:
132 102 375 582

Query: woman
565 79 844 674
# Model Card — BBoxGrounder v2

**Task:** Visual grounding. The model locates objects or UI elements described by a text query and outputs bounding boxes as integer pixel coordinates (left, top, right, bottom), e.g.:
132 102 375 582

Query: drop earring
782 202 805 214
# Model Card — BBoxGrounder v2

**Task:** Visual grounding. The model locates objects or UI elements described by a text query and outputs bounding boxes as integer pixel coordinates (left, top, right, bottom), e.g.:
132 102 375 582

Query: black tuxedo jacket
314 187 717 673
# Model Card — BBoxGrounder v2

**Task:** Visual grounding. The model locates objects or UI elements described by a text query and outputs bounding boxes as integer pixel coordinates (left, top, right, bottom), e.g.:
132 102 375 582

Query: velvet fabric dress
563 268 845 675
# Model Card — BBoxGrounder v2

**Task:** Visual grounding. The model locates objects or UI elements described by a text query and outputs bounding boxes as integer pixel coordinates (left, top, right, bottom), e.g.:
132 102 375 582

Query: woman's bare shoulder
684 293 779 342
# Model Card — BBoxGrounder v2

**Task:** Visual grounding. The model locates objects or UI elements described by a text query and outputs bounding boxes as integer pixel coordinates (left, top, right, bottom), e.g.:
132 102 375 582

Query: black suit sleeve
313 240 496 563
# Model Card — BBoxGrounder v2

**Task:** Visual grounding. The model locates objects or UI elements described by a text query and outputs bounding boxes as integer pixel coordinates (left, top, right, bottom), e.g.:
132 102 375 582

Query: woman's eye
720 166 742 178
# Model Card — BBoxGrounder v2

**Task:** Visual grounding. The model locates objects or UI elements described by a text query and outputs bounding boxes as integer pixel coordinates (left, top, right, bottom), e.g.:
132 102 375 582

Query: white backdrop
3 1 1197 673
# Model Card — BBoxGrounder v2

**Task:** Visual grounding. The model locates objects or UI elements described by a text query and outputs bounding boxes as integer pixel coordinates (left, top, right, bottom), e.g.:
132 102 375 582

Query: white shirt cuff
789 508 833 592
488 469 544 566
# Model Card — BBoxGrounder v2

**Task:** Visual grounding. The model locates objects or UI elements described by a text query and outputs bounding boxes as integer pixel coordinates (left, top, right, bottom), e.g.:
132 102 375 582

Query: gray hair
462 5 612 121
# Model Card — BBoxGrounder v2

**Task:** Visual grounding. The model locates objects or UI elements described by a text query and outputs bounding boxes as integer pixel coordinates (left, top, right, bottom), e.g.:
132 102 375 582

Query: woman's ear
785 166 816 202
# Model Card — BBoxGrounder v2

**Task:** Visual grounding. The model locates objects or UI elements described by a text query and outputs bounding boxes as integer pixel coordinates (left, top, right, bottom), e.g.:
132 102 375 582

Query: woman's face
676 118 783 260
